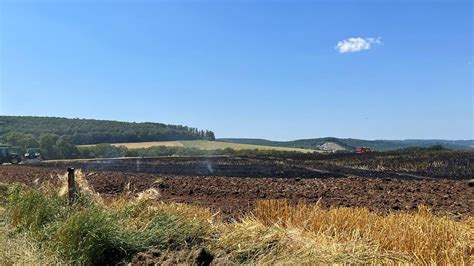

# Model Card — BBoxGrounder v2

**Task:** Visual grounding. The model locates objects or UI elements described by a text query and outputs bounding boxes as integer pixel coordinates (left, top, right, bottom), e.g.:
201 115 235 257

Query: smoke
205 160 214 174
136 159 141 172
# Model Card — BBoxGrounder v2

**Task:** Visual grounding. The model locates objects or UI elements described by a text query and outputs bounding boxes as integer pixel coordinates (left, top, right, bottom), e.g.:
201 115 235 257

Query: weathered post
67 167 76 205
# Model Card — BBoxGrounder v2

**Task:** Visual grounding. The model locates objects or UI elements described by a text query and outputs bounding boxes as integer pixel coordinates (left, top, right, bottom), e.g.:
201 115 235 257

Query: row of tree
0 116 216 159
0 116 215 145
0 129 306 159
1 131 79 159
77 144 307 159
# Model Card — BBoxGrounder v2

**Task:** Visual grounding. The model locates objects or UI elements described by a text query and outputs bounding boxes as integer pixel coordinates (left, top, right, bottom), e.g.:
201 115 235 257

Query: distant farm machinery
355 147 371 154
0 144 22 164
0 145 42 165
24 148 42 160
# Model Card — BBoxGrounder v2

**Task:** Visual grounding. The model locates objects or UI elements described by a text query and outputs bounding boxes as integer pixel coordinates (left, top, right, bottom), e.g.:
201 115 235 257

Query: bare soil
0 163 472 219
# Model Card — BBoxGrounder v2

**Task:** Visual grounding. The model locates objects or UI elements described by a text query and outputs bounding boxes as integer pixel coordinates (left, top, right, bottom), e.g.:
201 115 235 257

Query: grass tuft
49 207 127 265
6 185 65 235
58 169 103 206
115 197 213 252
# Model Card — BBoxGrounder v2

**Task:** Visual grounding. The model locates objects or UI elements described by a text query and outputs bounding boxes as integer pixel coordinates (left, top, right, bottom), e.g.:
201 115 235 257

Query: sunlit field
79 140 315 153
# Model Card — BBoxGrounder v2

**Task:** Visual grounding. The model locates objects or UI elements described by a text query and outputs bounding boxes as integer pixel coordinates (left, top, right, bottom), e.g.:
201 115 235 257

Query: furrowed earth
0 152 472 219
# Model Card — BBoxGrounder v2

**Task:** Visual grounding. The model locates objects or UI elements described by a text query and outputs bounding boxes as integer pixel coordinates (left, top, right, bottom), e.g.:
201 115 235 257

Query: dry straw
253 199 473 264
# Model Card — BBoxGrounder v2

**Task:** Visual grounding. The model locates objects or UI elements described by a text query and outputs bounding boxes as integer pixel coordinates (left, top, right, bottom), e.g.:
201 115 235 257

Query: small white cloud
335 37 382 53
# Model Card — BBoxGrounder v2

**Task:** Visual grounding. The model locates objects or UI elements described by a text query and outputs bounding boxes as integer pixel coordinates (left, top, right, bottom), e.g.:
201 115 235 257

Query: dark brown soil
0 164 472 218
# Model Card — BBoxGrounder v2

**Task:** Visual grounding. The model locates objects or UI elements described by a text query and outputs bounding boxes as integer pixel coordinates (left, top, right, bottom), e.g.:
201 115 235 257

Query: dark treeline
0 116 215 159
78 144 307 159
0 116 215 145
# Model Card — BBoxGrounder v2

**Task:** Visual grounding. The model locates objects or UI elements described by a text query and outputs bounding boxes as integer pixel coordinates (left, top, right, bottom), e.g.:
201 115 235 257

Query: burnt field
25 150 474 180
0 150 473 218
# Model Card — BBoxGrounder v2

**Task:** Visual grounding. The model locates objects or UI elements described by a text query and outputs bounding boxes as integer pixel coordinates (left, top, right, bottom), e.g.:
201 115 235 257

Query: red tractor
355 147 371 154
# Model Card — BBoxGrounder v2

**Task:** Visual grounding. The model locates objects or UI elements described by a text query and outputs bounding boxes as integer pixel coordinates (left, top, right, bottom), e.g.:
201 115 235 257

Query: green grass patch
126 212 209 250
1 183 213 265
49 207 128 265
6 185 65 235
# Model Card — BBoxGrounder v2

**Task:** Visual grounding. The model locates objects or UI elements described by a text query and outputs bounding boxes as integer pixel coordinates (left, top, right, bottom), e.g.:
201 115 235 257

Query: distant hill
218 138 474 151
0 116 215 145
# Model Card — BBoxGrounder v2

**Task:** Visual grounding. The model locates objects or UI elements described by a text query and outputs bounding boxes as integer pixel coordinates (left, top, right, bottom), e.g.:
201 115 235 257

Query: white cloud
335 37 382 54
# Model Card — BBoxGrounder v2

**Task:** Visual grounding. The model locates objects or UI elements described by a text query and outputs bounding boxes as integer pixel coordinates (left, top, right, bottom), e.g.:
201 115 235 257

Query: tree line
0 116 215 145
77 144 308 159
1 131 80 159
0 130 307 159
0 116 215 159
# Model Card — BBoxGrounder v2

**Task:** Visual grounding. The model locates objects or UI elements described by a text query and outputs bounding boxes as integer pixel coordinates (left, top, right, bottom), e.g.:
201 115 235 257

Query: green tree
1 131 39 150
56 136 80 159
429 145 446 151
38 133 60 159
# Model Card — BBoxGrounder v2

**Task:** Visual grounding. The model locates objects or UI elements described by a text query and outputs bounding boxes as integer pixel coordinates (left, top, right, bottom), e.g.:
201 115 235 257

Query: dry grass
115 141 184 149
253 199 473 265
1 176 472 265
0 207 63 265
213 217 406 264
180 140 315 152
57 170 102 205
78 141 185 149
79 140 315 152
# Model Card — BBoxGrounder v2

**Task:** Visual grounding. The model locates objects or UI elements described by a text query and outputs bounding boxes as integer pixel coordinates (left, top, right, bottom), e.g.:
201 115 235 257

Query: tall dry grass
253 199 473 264
57 169 103 206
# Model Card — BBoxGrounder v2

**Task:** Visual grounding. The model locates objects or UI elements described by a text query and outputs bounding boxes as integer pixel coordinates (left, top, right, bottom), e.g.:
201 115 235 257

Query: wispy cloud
335 37 382 53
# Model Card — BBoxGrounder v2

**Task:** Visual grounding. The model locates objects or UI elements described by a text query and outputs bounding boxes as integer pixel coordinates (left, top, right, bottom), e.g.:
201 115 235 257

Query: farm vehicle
0 144 22 164
24 148 42 161
355 147 371 154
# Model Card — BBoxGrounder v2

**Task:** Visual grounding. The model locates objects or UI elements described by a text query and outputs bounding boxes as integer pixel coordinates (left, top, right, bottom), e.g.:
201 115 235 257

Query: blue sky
0 1 472 140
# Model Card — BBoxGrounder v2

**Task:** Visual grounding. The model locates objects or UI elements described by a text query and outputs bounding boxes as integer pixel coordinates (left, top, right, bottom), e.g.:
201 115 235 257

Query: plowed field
1 157 472 218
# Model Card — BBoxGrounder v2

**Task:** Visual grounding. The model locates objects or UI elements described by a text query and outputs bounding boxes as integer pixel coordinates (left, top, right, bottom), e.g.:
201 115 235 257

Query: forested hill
0 116 215 145
218 138 474 151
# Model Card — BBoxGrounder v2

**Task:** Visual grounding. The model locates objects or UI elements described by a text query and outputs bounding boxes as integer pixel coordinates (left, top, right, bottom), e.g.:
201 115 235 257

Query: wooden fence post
67 167 76 205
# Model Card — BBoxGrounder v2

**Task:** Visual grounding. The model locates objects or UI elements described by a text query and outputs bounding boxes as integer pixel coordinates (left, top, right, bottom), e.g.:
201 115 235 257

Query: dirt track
0 165 472 218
